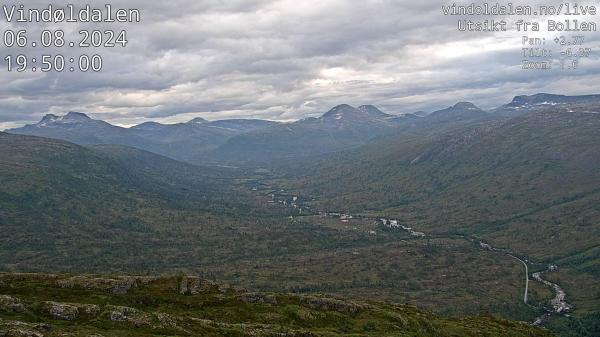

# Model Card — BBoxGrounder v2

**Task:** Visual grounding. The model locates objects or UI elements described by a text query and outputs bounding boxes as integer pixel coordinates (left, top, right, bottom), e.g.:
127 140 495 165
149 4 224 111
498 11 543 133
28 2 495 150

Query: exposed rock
111 278 137 295
58 276 128 294
42 302 78 321
240 293 278 305
56 276 158 295
179 276 224 295
0 296 25 313
107 305 136 322
273 332 316 337
41 302 100 321
30 325 50 333
302 296 366 313
155 312 179 329
179 276 201 295
105 305 151 327
80 304 101 316
0 319 45 337
0 328 44 337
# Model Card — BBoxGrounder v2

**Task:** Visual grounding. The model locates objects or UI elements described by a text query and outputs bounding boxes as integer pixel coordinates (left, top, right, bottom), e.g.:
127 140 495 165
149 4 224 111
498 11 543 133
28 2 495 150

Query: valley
251 184 576 328
1 93 600 336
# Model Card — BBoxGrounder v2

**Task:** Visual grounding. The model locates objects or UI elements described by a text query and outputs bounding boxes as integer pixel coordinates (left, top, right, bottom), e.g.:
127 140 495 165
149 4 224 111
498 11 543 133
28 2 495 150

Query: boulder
179 276 201 295
179 276 223 295
42 302 100 321
105 305 151 327
42 302 78 321
0 296 25 313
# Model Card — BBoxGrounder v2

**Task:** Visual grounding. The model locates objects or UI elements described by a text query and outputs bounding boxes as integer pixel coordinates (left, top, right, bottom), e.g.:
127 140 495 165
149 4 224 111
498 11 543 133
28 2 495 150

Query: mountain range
8 113 278 164
6 97 503 165
13 93 596 166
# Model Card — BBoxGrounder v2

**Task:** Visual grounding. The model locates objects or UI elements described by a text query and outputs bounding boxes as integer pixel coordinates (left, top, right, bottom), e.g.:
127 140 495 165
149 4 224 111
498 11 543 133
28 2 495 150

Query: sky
1 0 599 129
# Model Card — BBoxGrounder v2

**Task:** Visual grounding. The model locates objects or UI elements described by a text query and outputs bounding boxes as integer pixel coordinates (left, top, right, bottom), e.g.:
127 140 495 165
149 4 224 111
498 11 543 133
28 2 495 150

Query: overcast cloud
0 0 599 129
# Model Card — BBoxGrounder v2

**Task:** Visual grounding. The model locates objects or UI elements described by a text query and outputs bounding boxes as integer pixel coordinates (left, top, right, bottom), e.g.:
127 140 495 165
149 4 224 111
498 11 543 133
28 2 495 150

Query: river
263 189 573 327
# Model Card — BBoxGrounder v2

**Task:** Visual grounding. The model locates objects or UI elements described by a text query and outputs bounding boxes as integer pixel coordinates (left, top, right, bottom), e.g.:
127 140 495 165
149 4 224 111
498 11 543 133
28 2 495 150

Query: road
508 254 529 304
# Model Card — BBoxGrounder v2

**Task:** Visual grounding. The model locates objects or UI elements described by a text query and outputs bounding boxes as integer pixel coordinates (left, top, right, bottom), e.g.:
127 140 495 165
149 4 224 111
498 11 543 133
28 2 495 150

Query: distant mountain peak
510 93 600 106
320 104 394 122
322 104 359 120
40 114 59 122
358 105 379 111
452 102 481 110
65 111 91 120
489 93 600 116
187 117 208 125
509 93 565 107
34 112 92 127
427 101 486 122
358 105 391 118
132 121 167 131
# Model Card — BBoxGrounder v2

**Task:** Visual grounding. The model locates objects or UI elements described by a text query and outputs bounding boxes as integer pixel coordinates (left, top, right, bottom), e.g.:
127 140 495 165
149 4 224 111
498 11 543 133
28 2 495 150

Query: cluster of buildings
380 218 426 238
268 194 304 212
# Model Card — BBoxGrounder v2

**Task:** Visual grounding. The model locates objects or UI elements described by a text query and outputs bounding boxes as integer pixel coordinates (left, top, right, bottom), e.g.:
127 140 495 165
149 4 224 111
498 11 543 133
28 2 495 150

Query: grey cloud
0 0 599 128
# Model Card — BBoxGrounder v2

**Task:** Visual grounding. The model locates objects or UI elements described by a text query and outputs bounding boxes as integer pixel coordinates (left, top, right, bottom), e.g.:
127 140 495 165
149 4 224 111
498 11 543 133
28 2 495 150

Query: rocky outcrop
0 319 48 337
42 301 100 321
155 312 179 329
240 292 278 305
57 276 158 295
179 276 229 295
105 305 151 327
0 296 25 313
179 276 201 295
302 296 366 313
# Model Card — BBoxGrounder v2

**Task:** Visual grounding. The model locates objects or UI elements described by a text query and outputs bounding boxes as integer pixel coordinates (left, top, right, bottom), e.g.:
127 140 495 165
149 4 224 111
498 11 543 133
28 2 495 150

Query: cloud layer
1 0 599 129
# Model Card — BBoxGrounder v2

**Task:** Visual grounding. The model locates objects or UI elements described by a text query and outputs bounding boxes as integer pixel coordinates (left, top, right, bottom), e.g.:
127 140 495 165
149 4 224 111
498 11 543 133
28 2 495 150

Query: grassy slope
277 108 600 332
0 273 552 337
0 132 255 272
281 109 600 261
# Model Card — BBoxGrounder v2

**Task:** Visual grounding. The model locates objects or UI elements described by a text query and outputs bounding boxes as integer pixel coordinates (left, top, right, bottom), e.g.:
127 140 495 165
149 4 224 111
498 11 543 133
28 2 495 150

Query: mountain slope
0 132 255 272
388 102 490 130
129 118 279 159
280 103 600 278
0 273 551 337
213 104 400 164
283 105 600 260
214 102 497 165
276 103 600 333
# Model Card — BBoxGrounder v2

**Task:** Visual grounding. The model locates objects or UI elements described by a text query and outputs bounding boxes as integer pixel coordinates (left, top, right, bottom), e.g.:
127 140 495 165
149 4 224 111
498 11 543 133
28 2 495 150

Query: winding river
531 270 573 326
264 189 573 327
